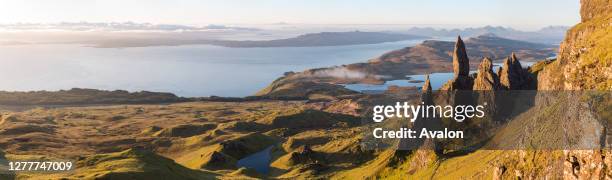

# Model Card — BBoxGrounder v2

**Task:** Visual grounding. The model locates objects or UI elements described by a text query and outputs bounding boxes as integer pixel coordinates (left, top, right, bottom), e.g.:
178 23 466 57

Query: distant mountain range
90 29 563 48
205 31 427 48
86 31 427 48
0 22 569 48
402 25 569 45
0 22 260 32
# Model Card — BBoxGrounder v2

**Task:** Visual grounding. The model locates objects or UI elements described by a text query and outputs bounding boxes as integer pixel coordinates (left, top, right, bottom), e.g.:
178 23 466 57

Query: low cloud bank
307 67 388 79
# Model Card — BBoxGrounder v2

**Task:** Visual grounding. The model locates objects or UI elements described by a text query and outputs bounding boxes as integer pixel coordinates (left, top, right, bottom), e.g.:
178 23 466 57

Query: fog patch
307 67 388 79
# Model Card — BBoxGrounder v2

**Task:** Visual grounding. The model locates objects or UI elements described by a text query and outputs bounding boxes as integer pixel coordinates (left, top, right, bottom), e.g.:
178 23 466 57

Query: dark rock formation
421 75 434 105
472 57 502 127
422 75 432 93
473 57 500 90
510 53 524 74
499 53 530 90
204 151 237 170
415 75 444 154
498 58 512 89
440 72 474 91
440 36 474 90
453 36 471 77
288 145 318 165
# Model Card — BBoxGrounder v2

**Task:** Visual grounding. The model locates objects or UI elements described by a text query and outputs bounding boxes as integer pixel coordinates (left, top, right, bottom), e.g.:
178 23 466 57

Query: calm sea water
343 72 458 92
1 40 424 97
343 62 536 93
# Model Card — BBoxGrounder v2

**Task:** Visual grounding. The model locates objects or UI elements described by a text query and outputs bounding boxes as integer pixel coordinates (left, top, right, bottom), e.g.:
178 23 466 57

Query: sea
0 40 424 97
343 62 536 93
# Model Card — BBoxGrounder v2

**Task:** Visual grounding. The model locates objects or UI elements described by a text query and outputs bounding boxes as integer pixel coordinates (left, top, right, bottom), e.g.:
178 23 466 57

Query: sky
0 0 580 30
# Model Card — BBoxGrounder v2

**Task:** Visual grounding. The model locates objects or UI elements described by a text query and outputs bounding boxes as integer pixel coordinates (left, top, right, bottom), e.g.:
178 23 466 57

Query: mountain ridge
205 31 427 48
403 25 570 45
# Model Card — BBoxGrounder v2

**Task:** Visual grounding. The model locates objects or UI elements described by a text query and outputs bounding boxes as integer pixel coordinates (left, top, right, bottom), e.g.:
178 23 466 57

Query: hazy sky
0 0 580 30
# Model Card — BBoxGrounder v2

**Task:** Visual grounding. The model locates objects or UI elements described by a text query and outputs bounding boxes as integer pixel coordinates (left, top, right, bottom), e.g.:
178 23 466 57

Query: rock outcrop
537 0 612 90
498 53 531 90
453 36 471 77
472 57 500 122
422 74 432 93
580 0 612 22
287 145 319 165
203 151 237 170
421 75 433 104
473 57 501 90
440 36 474 90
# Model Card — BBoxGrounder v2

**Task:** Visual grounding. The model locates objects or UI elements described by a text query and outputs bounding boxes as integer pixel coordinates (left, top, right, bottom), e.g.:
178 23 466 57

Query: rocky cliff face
538 0 612 90
535 0 612 179
580 0 612 22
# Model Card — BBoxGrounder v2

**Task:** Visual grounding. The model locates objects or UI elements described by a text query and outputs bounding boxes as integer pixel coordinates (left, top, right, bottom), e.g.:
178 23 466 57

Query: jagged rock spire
499 53 529 90
510 52 524 77
480 57 493 71
416 73 439 154
473 57 500 90
499 57 513 89
510 52 518 63
441 36 473 91
421 74 434 105
422 74 432 93
452 36 470 77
